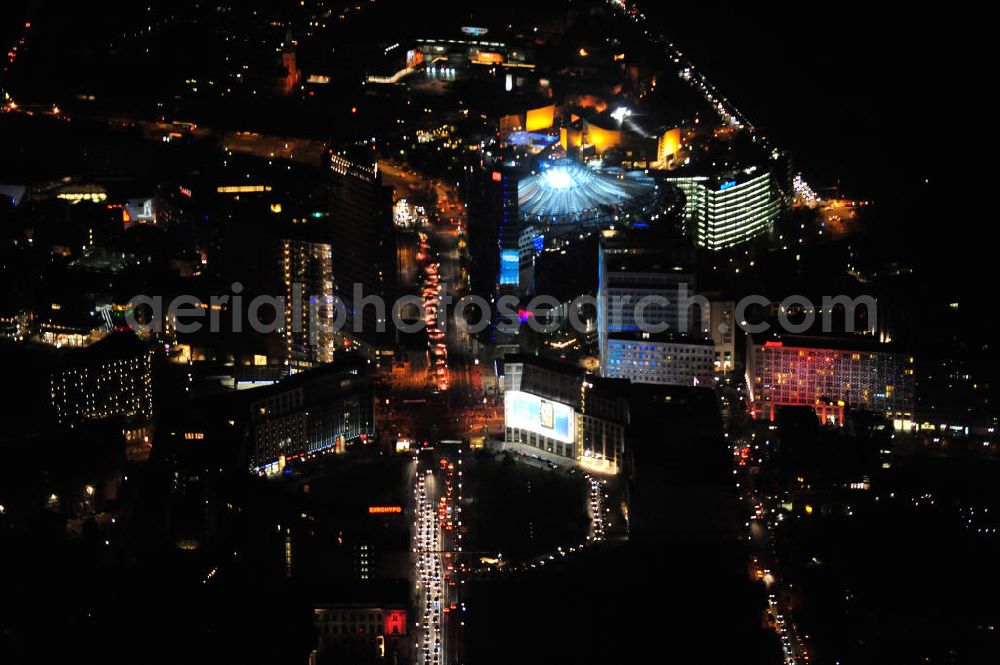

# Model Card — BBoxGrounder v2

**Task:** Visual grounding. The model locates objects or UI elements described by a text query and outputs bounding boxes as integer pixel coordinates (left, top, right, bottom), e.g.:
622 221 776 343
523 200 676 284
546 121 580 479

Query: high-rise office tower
282 238 336 368
327 150 396 347
597 231 717 385
665 164 783 250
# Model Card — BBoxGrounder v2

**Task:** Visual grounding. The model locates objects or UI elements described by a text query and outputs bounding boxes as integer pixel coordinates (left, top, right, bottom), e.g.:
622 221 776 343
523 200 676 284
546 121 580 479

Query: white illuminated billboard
505 391 575 444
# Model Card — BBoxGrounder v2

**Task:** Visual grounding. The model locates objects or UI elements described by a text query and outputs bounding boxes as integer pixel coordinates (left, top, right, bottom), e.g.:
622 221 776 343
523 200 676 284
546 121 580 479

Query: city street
736 444 812 665
411 449 464 665
382 161 500 443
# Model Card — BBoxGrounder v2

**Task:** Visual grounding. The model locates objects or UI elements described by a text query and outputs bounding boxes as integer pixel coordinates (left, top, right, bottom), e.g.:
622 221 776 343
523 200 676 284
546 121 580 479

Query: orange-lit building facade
500 104 556 135
656 128 682 165
281 30 301 95
470 50 504 65
525 104 555 132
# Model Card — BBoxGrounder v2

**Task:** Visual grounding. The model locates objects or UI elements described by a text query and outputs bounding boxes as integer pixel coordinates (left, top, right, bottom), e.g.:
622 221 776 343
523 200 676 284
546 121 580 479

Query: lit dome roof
518 160 657 224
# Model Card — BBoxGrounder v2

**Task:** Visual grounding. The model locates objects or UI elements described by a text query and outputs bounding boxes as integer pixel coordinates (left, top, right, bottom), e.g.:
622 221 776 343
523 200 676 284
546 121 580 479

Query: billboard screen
499 249 519 285
124 197 155 225
505 390 575 443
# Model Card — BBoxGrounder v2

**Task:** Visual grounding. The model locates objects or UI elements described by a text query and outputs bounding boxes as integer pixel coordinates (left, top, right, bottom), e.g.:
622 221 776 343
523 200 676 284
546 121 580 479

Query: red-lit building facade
746 334 914 424
313 604 407 663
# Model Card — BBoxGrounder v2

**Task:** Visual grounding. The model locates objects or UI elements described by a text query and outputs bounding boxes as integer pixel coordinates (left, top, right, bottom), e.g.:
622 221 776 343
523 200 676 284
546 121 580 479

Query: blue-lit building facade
603 332 715 386
597 230 716 386
498 165 521 291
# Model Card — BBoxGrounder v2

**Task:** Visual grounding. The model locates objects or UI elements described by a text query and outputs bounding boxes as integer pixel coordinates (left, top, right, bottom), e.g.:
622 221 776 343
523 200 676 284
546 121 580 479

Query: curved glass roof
518 160 656 223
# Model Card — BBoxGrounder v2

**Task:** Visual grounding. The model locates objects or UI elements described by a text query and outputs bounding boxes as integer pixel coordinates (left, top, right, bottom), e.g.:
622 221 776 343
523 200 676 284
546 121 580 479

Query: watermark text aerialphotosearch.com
125 283 877 338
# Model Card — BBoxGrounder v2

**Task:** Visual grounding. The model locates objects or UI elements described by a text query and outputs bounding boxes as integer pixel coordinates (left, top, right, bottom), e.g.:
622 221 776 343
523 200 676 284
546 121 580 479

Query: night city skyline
1 2 995 664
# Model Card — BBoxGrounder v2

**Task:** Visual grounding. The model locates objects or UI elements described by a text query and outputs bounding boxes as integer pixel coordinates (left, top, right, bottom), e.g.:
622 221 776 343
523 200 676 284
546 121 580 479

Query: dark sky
651 3 989 279
651 3 985 198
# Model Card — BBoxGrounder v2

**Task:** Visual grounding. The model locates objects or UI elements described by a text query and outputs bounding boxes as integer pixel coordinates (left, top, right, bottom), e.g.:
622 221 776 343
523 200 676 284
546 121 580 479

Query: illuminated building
495 154 683 299
499 113 523 137
559 125 580 151
511 159 682 297
0 310 30 340
518 159 676 231
354 543 372 581
38 321 104 349
327 150 396 344
49 333 153 427
281 238 336 368
314 603 407 663
560 120 623 155
560 107 663 165
497 103 555 138
707 299 736 372
55 183 107 203
499 249 520 288
413 36 534 73
406 47 423 69
603 332 715 386
746 334 915 423
597 231 703 377
502 355 628 474
664 165 783 250
39 323 95 348
248 357 374 475
506 130 560 153
216 184 272 194
524 104 555 132
261 151 394 366
581 117 622 153
496 163 521 295
656 127 682 166
123 197 157 228
470 50 504 65
281 28 301 95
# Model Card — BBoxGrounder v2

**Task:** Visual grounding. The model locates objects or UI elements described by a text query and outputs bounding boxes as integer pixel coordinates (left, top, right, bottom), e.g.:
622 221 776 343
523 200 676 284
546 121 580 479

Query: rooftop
749 332 908 354
518 159 657 223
